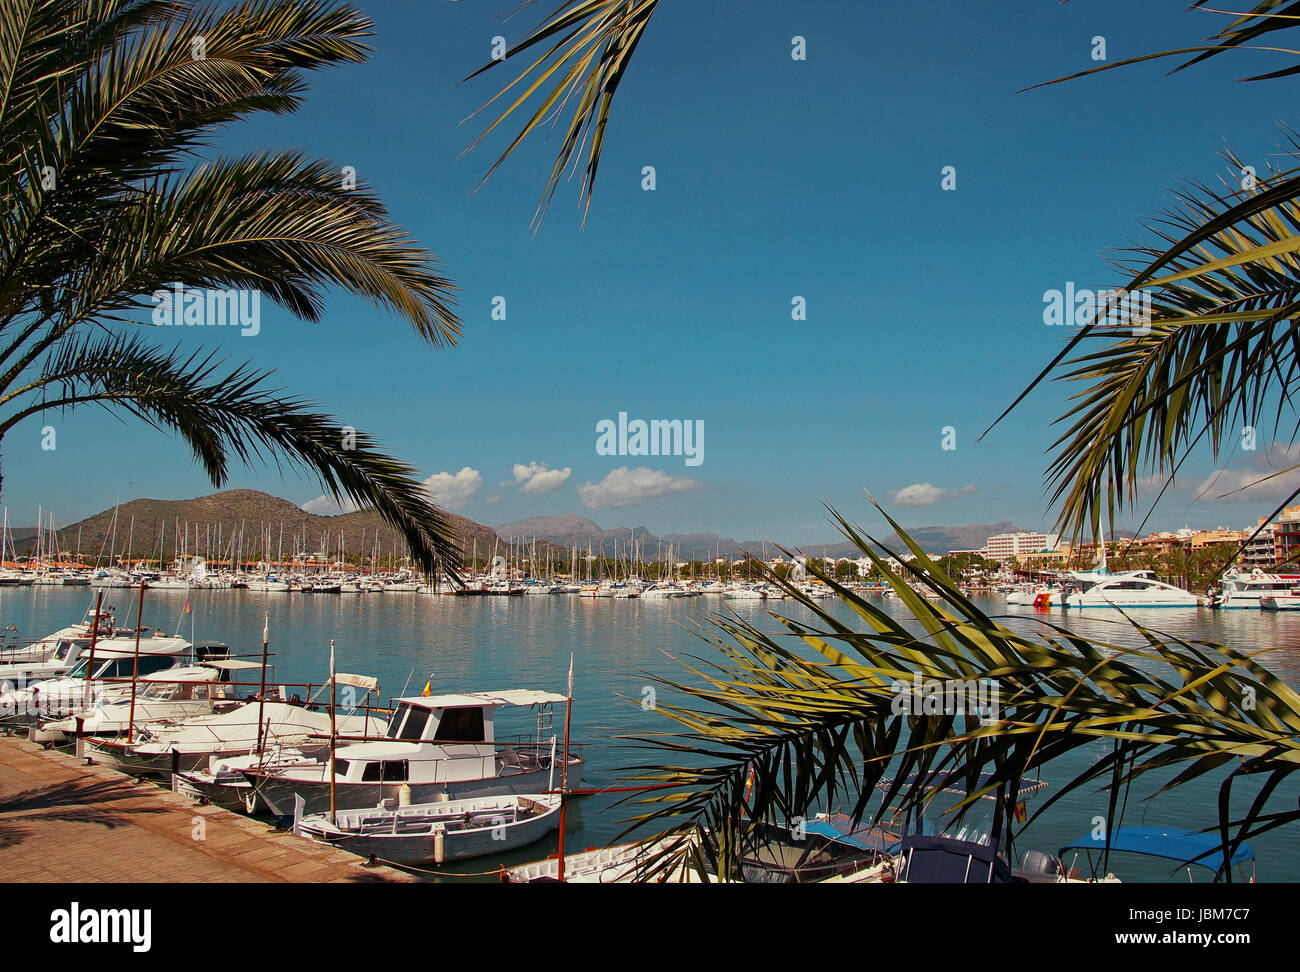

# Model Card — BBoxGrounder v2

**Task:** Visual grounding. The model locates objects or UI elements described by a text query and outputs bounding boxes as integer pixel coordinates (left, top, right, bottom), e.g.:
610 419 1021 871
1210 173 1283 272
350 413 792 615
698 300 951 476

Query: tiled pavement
0 735 419 883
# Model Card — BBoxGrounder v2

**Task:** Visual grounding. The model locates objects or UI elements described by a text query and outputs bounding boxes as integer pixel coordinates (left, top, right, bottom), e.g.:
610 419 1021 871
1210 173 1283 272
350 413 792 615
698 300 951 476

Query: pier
0 735 418 883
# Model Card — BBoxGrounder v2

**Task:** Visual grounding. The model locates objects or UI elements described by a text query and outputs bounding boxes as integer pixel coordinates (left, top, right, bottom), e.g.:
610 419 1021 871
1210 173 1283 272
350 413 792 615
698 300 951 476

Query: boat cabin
330 689 568 786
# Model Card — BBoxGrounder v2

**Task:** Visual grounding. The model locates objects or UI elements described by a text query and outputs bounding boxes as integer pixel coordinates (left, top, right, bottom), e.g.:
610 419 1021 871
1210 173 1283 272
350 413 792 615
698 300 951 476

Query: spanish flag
421 679 432 698
743 767 755 805
182 599 191 614
1014 801 1028 823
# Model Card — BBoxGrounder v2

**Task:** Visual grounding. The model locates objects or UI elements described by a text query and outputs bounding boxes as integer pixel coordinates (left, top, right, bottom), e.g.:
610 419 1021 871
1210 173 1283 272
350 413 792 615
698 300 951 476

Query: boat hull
247 758 584 819
295 795 561 864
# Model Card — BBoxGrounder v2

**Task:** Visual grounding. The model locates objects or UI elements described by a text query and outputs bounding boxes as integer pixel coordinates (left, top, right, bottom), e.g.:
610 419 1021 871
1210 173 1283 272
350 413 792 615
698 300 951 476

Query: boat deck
0 734 419 883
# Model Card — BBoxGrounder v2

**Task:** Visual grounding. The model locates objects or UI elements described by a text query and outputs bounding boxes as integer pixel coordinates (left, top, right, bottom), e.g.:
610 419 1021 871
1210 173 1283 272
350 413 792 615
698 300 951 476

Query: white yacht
0 635 197 726
80 674 384 779
1063 570 1203 608
1210 569 1300 609
29 660 256 745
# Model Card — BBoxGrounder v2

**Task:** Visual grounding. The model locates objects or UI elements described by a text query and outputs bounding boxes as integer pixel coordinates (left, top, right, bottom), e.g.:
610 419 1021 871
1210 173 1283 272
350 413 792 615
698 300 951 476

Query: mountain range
492 514 1030 560
8 490 1031 563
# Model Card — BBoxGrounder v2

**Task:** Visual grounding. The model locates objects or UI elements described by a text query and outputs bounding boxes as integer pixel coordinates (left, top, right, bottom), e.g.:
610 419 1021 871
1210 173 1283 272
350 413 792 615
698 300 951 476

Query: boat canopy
396 689 567 708
332 673 379 691
1058 827 1255 871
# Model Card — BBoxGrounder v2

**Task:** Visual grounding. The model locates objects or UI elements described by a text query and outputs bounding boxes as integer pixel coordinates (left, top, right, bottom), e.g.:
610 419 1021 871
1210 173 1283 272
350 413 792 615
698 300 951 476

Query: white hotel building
983 532 1060 564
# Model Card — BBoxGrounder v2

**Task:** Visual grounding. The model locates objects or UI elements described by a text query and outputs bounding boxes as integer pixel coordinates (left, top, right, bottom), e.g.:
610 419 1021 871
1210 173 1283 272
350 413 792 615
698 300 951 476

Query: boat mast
328 638 337 824
557 652 574 882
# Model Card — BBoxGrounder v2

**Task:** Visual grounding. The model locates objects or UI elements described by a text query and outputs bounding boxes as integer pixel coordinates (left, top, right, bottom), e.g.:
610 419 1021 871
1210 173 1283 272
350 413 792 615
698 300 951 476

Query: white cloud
512 461 572 496
889 483 977 507
301 494 362 516
1196 445 1300 503
577 466 704 509
422 467 482 510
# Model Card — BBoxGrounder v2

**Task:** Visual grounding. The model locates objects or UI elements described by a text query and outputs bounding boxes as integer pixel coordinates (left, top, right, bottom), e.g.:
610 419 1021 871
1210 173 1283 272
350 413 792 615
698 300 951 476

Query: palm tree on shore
1 0 462 574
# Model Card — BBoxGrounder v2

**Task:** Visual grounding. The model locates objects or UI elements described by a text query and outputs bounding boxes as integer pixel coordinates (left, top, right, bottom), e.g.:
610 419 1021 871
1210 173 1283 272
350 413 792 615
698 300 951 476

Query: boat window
53 641 73 660
434 706 485 742
385 703 410 739
67 659 89 679
398 706 430 740
361 760 408 782
136 657 175 677
333 759 350 779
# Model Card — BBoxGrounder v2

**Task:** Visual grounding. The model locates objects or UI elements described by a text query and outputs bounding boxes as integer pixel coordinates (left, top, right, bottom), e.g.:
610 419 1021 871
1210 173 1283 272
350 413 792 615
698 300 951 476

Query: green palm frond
461 0 660 228
618 505 1300 882
1009 152 1300 544
1 331 461 573
0 0 466 576
1029 1 1300 89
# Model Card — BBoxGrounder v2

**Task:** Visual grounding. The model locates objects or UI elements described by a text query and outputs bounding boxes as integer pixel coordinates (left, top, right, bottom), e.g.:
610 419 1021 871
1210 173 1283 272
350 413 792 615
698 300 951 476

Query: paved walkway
0 735 419 883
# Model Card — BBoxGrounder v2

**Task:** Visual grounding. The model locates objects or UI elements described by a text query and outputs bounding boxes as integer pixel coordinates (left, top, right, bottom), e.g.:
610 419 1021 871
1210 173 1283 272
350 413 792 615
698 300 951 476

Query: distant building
983 532 1060 565
1242 519 1275 569
1273 507 1300 567
1190 528 1244 549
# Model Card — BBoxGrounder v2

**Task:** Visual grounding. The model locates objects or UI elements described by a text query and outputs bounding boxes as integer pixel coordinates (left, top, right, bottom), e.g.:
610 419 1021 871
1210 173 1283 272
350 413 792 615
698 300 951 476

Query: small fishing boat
294 792 562 865
242 688 582 818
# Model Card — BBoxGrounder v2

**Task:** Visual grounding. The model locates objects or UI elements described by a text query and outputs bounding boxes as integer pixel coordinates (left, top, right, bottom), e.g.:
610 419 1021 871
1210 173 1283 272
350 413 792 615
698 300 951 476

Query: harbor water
5 585 1298 881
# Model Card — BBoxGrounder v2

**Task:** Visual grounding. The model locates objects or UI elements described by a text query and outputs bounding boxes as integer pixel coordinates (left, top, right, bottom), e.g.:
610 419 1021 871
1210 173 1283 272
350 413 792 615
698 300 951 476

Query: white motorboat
1260 587 1300 611
1210 568 1300 609
0 629 190 693
0 604 116 668
79 673 384 778
640 583 688 599
29 659 256 744
171 747 321 812
293 792 562 865
1063 570 1203 608
241 688 584 818
0 635 199 726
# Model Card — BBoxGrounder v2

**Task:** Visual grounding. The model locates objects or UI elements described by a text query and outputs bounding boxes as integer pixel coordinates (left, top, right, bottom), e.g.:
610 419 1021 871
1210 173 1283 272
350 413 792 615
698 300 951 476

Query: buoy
398 782 411 807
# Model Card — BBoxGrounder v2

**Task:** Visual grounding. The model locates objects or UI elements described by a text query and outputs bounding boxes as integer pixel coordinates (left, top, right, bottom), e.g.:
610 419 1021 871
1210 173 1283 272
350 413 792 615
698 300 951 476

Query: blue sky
10 0 1300 543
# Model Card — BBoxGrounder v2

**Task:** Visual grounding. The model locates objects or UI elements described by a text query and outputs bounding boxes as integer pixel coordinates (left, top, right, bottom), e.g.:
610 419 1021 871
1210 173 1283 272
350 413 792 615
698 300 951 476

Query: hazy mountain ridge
493 516 1035 560
11 491 1036 565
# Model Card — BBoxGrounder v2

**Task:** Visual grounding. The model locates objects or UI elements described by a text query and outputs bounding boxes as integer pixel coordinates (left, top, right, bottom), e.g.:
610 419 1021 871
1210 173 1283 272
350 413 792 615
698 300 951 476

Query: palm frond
460 0 659 229
2 331 461 573
617 504 1300 881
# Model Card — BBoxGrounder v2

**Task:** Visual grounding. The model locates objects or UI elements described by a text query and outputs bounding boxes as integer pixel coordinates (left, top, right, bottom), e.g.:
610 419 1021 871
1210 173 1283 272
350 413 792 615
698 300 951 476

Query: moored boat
294 792 562 865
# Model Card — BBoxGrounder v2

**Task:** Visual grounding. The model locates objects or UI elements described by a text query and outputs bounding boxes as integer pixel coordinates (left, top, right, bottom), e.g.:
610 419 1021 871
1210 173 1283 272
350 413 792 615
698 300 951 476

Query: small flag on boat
182 598 190 614
421 679 432 697
1014 801 1027 823
743 767 755 804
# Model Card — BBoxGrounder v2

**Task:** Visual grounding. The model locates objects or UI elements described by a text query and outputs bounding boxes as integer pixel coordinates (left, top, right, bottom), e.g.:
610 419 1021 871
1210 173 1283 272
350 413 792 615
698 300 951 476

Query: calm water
5 586 1299 882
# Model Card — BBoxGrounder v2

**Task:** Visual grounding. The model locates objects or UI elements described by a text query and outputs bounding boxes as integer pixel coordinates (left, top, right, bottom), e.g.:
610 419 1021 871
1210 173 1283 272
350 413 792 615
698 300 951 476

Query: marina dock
0 735 418 883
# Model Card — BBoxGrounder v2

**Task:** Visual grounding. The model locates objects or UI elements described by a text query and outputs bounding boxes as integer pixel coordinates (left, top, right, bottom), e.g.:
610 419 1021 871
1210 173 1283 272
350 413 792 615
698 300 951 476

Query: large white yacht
1209 568 1300 609
1063 570 1203 608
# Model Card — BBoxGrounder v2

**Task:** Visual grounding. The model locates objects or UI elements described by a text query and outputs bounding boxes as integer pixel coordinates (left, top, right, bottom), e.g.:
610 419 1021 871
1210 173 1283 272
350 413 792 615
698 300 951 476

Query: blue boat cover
1058 827 1255 871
